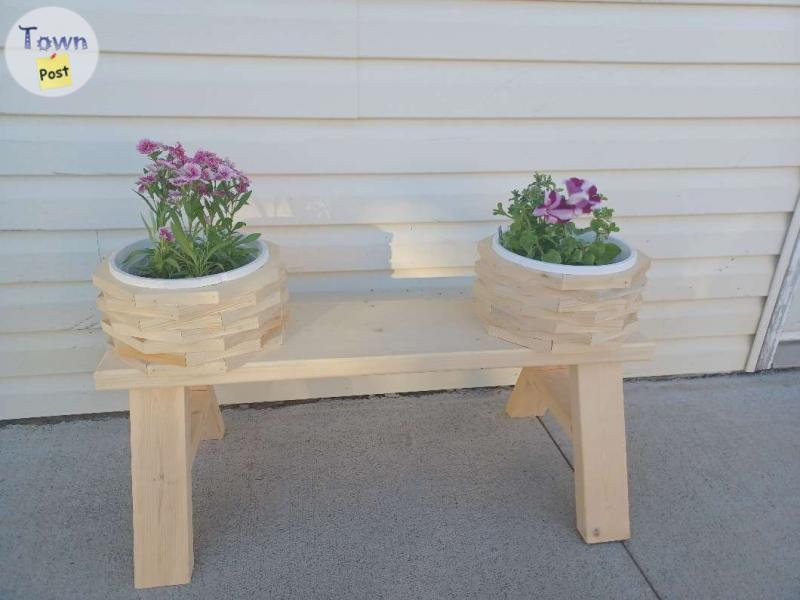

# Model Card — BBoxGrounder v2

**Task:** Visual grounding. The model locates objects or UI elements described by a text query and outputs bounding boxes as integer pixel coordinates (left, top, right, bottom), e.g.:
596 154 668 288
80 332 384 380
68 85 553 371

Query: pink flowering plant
493 173 621 266
124 139 259 278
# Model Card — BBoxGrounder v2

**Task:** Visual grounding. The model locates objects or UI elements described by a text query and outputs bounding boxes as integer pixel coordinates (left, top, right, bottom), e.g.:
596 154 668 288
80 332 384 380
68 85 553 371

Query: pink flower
236 175 250 194
179 162 203 181
158 227 175 242
192 149 221 167
167 189 182 204
162 142 187 168
533 190 577 224
563 177 602 215
136 139 161 155
136 172 157 192
213 164 235 181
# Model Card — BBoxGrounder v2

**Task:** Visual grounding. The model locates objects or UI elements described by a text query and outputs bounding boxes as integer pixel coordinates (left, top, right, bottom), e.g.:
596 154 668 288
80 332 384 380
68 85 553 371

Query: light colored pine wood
474 236 650 352
95 244 289 372
505 367 549 418
95 295 654 390
569 362 630 543
505 367 572 435
188 386 225 462
129 387 193 589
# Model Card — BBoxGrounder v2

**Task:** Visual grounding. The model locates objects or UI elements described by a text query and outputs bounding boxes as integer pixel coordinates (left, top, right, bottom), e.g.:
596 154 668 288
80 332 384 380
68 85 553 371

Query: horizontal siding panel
0 330 105 378
0 231 98 283
625 335 751 376
0 256 773 335
1 217 780 283
95 213 786 268
0 283 98 333
642 256 774 301
5 1 796 63
638 298 763 339
0 373 126 420
5 58 799 119
3 118 800 176
0 0 358 58
359 62 800 119
359 1 800 64
0 56 358 118
2 168 796 230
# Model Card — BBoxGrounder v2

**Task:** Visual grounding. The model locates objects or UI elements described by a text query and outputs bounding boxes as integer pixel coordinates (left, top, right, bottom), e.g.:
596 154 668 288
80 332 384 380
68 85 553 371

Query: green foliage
492 173 621 266
123 142 259 279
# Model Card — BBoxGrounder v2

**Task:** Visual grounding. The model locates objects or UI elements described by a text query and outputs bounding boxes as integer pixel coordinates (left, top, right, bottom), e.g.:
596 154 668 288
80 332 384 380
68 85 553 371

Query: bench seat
95 290 653 390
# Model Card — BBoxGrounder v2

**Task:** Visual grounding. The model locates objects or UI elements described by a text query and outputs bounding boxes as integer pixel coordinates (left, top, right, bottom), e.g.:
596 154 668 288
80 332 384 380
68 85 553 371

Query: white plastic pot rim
108 238 269 289
492 230 637 276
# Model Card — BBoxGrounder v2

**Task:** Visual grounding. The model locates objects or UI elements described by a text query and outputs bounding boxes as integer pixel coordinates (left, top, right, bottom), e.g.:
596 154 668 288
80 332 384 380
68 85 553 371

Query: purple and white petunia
563 177 602 215
533 190 577 224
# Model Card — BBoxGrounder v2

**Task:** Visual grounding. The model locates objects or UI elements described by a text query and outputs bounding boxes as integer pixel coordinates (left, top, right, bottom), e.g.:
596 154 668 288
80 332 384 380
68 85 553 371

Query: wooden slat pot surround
474 236 650 352
93 242 289 374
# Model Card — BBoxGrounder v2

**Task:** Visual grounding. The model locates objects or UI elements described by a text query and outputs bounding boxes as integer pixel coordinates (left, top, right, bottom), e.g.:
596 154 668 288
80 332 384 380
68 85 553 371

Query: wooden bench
94 290 654 589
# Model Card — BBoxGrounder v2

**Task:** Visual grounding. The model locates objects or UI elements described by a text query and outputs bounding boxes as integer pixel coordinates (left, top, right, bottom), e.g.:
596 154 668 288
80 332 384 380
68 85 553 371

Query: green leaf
541 249 562 264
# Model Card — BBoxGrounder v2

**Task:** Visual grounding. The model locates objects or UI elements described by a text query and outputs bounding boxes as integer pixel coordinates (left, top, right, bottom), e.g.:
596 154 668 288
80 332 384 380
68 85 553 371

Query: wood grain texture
506 367 572 435
474 237 650 351
94 293 654 390
95 244 289 372
569 362 630 543
188 386 225 463
129 387 193 588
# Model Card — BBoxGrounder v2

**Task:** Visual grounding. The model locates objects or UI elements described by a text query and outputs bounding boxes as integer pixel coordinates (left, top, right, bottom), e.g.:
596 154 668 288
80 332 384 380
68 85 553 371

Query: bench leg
129 386 194 588
569 362 630 543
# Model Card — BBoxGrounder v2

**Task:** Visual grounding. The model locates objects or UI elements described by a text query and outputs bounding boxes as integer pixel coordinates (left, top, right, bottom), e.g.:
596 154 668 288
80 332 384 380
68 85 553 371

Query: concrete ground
1 371 798 600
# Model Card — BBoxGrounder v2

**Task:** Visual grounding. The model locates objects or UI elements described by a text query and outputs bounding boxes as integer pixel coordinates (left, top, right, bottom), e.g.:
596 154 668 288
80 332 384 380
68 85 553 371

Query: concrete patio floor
1 370 798 600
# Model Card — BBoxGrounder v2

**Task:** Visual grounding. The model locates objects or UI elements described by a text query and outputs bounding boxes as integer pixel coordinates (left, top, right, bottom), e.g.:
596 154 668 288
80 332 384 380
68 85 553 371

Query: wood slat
2 168 797 230
3 117 800 176
94 293 654 390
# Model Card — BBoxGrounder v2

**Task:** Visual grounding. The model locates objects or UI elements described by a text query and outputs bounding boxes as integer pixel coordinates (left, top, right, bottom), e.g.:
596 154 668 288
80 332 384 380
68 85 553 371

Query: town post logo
5 7 99 97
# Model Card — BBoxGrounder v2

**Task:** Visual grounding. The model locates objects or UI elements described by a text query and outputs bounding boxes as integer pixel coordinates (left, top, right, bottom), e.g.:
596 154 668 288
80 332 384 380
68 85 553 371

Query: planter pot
473 231 649 353
93 239 289 374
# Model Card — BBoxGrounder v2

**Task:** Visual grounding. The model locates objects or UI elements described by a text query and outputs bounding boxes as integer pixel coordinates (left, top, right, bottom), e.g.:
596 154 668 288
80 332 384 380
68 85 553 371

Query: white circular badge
4 6 99 97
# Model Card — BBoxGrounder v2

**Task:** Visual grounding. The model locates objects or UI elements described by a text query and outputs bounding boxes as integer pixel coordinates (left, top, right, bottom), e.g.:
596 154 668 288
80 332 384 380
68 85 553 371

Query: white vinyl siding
1 0 799 418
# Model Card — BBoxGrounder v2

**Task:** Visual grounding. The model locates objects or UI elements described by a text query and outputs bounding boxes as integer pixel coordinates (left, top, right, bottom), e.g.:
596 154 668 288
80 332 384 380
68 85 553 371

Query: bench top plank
95 292 654 390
